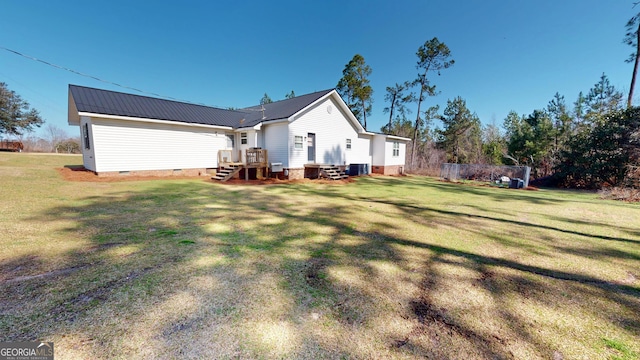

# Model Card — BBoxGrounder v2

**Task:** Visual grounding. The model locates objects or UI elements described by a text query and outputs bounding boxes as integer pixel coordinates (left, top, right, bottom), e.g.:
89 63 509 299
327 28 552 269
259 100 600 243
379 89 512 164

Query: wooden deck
216 149 269 181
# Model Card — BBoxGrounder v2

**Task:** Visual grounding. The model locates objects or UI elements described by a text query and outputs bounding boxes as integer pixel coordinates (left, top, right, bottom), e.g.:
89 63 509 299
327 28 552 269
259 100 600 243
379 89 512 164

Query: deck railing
218 148 268 167
245 148 268 167
218 149 235 167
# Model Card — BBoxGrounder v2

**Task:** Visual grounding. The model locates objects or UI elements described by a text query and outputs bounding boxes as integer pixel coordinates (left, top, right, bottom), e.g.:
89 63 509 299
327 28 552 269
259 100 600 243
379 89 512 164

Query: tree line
1 82 80 153
336 9 640 189
2 7 638 187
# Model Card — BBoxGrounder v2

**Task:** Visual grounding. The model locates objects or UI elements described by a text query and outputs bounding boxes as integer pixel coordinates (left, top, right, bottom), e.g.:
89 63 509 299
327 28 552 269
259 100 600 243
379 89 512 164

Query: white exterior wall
238 129 258 163
384 140 406 166
90 117 226 172
288 96 369 168
372 134 407 166
223 132 239 162
372 135 386 166
346 134 372 165
262 122 289 167
80 116 96 171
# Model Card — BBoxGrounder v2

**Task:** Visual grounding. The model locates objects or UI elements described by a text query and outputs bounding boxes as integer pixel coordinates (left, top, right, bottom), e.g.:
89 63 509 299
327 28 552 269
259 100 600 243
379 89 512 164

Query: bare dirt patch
304 258 329 287
2 265 88 284
56 167 207 182
57 166 357 185
394 271 517 359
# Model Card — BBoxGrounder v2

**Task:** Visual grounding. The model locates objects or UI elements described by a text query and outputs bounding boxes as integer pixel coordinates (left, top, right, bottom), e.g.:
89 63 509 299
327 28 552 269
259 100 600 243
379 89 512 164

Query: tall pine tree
336 54 373 130
411 38 454 168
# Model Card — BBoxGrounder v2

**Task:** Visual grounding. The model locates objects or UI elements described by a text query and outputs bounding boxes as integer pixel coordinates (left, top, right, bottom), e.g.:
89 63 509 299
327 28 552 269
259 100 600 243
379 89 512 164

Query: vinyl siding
288 96 369 168
91 117 225 172
238 130 258 163
347 134 372 165
80 116 96 171
262 122 289 167
372 135 386 166
372 134 407 166
384 139 406 166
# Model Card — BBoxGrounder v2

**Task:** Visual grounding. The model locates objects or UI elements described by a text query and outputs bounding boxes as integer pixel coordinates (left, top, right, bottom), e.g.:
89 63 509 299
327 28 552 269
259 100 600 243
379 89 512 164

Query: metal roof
69 85 334 129
240 89 334 126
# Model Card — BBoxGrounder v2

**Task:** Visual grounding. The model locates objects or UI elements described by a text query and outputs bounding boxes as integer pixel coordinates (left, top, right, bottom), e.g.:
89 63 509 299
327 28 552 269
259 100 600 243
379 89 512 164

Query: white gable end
288 96 370 168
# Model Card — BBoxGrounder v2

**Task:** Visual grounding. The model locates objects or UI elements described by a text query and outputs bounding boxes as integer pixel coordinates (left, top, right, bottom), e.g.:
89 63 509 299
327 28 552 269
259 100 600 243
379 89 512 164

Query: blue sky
0 1 634 138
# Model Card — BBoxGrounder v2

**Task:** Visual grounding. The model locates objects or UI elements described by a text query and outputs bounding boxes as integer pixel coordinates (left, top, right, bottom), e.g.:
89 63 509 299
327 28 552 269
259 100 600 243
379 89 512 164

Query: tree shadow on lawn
365 175 638 209
389 241 640 358
2 180 638 358
543 214 640 239
370 176 572 205
291 182 640 246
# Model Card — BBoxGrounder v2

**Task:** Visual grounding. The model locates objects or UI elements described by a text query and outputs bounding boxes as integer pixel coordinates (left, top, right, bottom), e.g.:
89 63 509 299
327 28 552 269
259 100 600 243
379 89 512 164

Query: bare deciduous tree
44 124 68 152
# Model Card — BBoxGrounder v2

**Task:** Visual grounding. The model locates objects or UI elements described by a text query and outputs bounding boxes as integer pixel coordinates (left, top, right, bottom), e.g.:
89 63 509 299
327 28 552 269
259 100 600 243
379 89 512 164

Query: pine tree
336 54 373 129
411 38 454 168
382 82 413 134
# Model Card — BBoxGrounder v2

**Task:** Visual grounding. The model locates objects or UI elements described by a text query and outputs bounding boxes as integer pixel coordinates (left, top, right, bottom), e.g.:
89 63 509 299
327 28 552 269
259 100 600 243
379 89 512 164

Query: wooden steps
319 166 348 180
212 165 243 182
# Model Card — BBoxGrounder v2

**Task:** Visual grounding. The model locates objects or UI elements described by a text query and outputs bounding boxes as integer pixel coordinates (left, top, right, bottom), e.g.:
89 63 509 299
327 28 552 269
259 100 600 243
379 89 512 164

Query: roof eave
374 133 412 142
68 90 81 126
77 112 233 130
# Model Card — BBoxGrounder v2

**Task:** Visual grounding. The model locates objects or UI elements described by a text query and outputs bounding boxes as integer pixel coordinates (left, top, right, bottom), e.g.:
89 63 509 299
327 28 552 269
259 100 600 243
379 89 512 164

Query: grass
1 152 639 359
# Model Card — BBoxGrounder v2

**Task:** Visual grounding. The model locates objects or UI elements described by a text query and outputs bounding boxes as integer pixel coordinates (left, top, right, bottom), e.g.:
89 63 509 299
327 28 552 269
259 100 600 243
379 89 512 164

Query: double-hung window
294 135 303 149
392 142 399 157
346 139 352 150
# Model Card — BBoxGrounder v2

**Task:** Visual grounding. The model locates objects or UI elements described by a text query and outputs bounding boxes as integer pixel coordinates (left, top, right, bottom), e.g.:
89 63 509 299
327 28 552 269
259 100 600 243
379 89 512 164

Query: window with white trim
83 123 90 149
294 135 303 149
346 138 351 150
392 141 399 157
240 132 247 145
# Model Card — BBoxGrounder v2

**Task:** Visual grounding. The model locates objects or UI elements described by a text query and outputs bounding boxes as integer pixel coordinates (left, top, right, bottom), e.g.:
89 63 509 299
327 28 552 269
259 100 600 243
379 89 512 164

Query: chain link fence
440 163 531 188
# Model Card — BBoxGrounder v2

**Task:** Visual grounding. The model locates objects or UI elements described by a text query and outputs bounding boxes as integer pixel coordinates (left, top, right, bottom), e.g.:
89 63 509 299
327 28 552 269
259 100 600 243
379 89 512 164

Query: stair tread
213 165 244 181
319 166 348 180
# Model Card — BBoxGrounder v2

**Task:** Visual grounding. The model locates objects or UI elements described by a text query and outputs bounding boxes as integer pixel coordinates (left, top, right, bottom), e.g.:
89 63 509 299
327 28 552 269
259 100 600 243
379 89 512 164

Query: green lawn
1 152 639 359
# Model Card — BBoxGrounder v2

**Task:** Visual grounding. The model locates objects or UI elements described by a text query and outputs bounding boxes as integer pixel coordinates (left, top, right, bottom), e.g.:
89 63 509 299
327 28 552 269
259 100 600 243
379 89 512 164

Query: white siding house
287 95 368 168
68 85 409 178
371 134 407 175
90 117 228 173
262 122 289 167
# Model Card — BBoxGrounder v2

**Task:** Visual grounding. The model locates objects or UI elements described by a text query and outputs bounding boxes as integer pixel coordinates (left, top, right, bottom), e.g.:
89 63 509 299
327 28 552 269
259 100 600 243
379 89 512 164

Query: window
240 132 247 145
392 141 399 157
83 123 90 149
346 139 352 150
294 135 303 149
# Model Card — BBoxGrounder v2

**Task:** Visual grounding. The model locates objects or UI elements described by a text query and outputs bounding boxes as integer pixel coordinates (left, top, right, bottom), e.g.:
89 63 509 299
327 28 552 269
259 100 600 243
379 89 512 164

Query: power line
0 45 262 111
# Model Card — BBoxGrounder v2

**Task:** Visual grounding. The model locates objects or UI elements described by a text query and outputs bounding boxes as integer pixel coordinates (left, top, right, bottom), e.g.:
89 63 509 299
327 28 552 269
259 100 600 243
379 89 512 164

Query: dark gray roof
69 85 334 129
69 85 248 128
240 89 334 127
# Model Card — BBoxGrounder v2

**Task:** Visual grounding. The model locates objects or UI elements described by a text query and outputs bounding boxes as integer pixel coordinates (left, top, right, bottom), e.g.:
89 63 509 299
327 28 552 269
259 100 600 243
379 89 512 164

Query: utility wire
0 45 262 111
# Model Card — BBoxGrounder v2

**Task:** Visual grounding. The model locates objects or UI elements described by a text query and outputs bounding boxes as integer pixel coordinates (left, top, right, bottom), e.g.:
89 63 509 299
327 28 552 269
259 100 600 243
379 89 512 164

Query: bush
599 187 640 202
557 107 640 189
